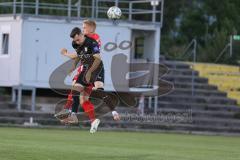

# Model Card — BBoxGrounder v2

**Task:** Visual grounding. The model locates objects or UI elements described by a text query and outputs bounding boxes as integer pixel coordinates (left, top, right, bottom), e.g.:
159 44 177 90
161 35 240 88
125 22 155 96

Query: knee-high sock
103 95 116 111
64 92 73 110
90 89 116 111
72 95 79 113
82 100 96 122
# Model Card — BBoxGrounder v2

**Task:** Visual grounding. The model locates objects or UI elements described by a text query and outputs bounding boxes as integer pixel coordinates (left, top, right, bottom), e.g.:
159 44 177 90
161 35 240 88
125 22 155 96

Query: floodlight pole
91 0 95 18
35 0 39 16
13 0 16 18
68 0 71 18
77 0 81 18
115 0 119 7
151 0 160 23
21 0 24 15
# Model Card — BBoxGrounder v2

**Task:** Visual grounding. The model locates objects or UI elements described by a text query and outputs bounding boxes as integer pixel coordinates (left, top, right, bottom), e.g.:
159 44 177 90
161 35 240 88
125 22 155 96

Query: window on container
134 37 144 59
2 33 9 55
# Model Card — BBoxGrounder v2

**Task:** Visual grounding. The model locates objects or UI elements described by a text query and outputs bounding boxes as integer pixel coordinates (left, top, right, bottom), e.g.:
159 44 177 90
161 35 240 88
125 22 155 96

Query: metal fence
0 0 163 24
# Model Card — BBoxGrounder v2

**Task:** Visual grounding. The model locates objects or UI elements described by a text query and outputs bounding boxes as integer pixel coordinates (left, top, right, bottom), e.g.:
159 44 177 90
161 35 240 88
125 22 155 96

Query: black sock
72 95 79 113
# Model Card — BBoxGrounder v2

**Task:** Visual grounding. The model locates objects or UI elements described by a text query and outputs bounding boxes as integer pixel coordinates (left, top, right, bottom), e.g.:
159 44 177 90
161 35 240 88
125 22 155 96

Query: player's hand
61 48 68 56
85 71 92 83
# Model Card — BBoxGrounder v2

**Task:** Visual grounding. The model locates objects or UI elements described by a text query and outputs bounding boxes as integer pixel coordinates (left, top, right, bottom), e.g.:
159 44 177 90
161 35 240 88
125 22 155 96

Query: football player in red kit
56 20 120 130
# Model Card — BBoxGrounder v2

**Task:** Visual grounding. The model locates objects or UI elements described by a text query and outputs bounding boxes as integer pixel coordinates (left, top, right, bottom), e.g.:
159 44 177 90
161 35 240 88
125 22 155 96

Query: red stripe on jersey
86 33 101 47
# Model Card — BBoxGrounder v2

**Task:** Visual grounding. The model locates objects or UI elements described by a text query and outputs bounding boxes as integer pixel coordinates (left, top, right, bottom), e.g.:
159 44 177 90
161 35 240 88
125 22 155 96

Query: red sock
82 101 96 122
64 92 73 110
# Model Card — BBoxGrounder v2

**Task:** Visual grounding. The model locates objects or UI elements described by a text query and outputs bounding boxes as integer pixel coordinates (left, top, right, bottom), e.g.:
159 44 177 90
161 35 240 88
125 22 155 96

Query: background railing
163 39 197 96
215 35 240 65
0 0 163 24
178 39 197 96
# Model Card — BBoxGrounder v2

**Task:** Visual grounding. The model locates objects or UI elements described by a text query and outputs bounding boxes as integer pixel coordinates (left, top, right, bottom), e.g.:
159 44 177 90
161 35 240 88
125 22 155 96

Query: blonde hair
83 19 96 32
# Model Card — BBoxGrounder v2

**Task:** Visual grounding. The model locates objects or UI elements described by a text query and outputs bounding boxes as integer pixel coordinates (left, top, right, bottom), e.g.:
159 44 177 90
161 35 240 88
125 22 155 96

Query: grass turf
0 127 240 160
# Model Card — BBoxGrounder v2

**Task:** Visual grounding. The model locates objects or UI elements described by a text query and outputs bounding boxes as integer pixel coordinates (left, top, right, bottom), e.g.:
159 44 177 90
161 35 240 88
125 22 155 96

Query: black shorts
76 65 103 86
76 69 91 87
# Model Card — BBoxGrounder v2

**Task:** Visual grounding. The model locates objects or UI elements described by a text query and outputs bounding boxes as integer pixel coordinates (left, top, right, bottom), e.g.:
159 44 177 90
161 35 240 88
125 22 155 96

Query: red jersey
86 33 101 47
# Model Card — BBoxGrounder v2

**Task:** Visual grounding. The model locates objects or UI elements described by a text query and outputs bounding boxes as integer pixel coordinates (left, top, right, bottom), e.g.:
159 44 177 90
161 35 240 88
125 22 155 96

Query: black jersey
72 36 105 84
72 36 102 66
72 36 103 85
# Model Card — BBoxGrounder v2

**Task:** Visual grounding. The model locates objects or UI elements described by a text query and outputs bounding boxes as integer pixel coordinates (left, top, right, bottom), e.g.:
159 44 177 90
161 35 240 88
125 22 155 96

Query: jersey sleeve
92 41 100 54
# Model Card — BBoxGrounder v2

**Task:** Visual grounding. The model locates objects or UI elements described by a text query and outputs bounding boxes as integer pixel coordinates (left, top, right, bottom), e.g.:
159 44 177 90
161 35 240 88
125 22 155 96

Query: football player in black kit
60 27 102 133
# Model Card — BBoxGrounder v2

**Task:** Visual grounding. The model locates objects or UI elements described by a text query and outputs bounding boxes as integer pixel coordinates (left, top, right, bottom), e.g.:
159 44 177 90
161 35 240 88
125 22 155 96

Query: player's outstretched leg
90 89 120 120
54 91 72 120
60 83 85 124
63 94 80 124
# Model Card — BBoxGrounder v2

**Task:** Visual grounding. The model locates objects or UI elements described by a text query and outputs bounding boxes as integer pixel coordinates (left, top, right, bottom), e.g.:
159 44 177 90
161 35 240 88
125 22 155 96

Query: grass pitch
0 127 240 160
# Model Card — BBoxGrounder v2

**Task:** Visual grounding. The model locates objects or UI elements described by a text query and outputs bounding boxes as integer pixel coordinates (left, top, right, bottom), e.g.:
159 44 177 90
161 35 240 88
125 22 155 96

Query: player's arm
88 54 101 73
72 57 81 69
61 48 78 59
88 42 102 73
85 43 102 83
68 41 81 73
68 57 81 74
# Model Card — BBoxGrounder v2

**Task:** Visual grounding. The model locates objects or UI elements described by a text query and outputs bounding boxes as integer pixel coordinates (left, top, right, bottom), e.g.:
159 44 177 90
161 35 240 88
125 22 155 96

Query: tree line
161 0 240 64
